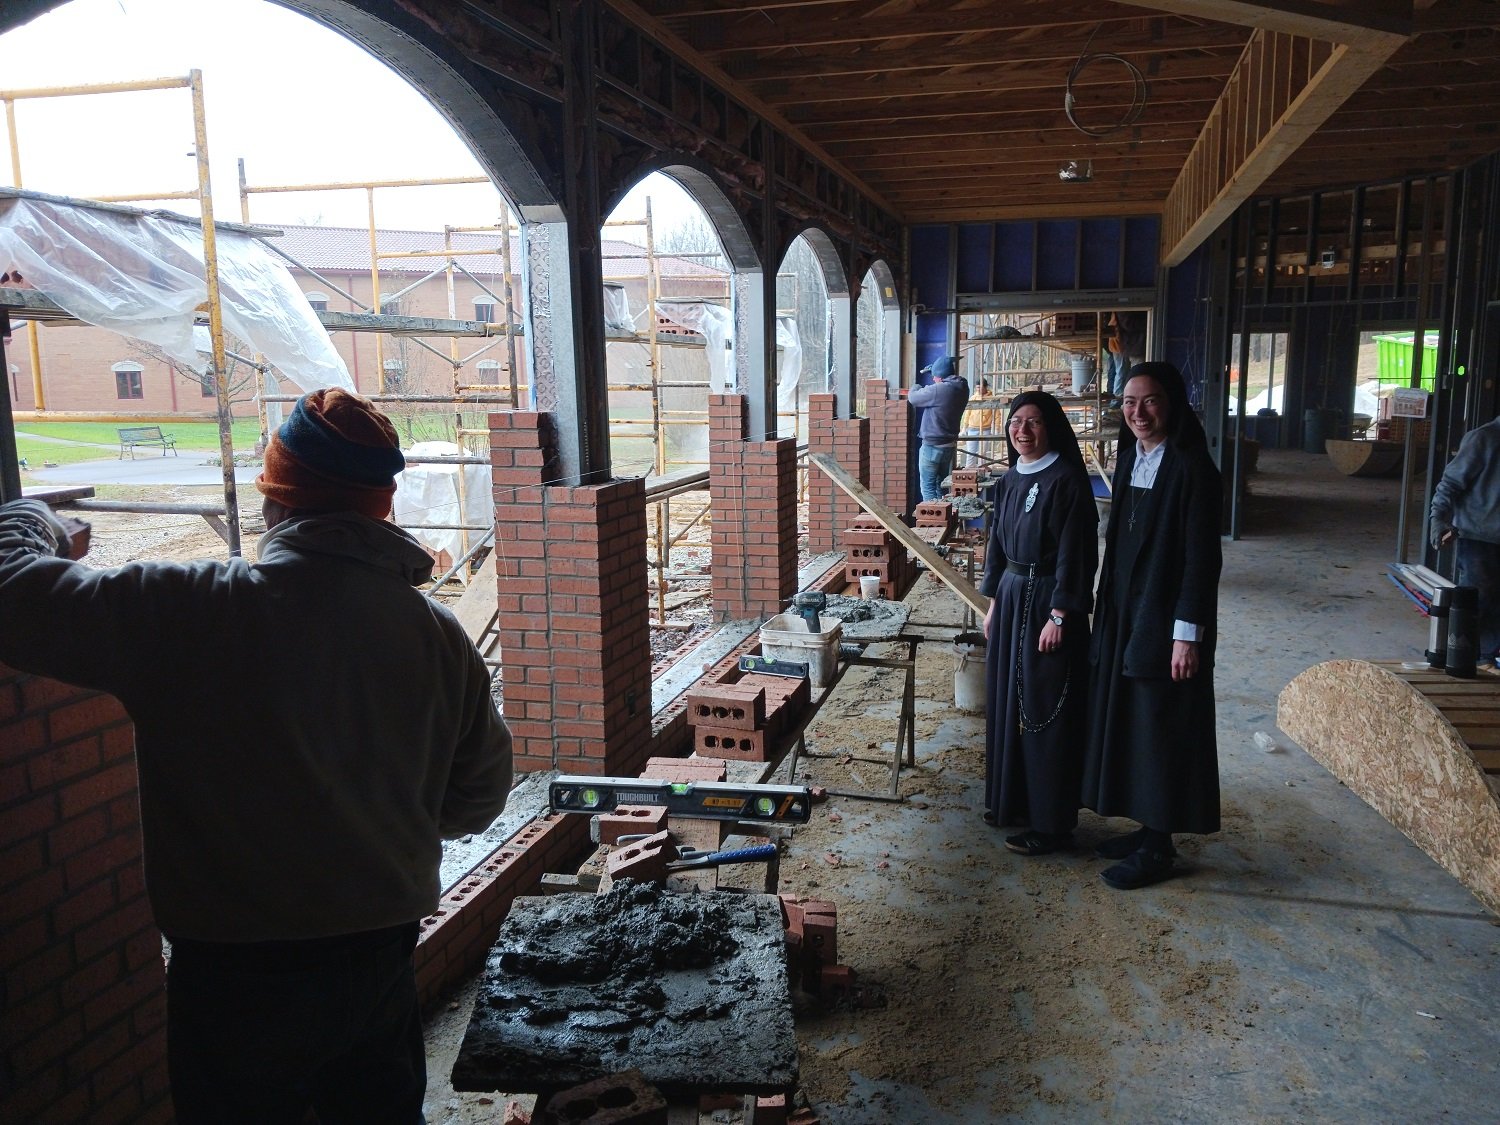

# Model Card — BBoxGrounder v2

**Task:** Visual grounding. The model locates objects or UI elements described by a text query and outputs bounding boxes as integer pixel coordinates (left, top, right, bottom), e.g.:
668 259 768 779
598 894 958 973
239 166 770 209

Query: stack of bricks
490 411 653 779
686 671 811 762
912 499 958 546
950 468 981 498
864 378 915 518
842 523 913 599
806 393 871 555
780 895 855 1001
708 394 799 622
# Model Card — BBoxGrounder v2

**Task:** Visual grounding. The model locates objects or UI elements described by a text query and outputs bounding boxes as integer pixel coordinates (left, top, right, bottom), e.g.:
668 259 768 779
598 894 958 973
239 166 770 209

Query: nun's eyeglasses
1008 418 1045 429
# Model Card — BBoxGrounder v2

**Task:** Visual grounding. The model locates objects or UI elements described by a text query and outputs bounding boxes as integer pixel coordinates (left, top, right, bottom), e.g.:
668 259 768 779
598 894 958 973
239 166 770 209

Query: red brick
597 804 669 845
605 830 672 883
685 684 766 731
695 725 767 761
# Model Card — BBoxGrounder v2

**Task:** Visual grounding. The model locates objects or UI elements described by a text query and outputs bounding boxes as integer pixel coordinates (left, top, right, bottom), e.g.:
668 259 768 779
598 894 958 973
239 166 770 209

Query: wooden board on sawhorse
808 452 986 616
779 634 920 802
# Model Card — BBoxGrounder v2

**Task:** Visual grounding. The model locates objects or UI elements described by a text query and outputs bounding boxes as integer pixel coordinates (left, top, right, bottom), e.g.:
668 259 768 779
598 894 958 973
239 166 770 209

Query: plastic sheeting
775 315 802 414
0 192 351 391
392 440 492 566
657 299 734 391
603 283 635 335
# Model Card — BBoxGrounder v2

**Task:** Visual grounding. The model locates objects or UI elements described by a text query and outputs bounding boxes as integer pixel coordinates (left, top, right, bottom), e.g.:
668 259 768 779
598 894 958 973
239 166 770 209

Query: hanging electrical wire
1063 30 1149 139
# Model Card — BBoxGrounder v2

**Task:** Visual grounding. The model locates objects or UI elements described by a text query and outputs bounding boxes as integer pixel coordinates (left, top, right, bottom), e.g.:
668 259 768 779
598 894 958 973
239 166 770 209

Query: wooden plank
451 552 498 646
1110 0 1412 41
808 452 986 615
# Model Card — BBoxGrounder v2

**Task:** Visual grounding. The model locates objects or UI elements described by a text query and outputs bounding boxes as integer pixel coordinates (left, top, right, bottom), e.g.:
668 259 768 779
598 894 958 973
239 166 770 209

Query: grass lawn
14 420 264 468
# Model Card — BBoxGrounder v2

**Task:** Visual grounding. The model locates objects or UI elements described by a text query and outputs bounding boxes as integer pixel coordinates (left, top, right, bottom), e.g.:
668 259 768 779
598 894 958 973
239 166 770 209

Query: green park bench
117 425 179 459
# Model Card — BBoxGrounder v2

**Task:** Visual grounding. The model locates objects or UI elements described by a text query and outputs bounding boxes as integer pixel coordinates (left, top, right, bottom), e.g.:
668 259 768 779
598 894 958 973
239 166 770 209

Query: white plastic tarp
392 440 491 565
0 193 350 391
775 315 802 413
657 299 734 390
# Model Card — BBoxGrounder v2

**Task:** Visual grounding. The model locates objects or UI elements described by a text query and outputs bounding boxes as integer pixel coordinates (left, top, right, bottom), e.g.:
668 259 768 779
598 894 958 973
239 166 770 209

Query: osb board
1279 659 1500 916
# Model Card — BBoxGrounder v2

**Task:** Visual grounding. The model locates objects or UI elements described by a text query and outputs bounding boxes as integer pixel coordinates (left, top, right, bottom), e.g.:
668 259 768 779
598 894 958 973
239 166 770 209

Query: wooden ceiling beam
766 51 1240 106
1159 26 1408 266
806 108 1212 145
781 84 1224 128
907 198 1167 223
697 3 1137 54
1109 0 1412 42
726 24 1251 81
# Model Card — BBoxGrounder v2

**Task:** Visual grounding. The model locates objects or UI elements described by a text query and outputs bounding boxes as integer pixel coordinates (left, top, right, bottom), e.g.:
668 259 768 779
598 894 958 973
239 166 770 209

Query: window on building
473 297 497 322
477 360 501 385
378 293 403 317
305 290 329 313
200 373 216 397
112 361 144 400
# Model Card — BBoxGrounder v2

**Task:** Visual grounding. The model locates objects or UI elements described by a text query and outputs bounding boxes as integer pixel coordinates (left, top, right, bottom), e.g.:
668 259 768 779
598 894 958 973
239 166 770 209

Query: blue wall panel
956 223 994 293
994 223 1035 291
1036 221 1080 290
1080 219 1122 289
910 225 952 377
1124 217 1161 288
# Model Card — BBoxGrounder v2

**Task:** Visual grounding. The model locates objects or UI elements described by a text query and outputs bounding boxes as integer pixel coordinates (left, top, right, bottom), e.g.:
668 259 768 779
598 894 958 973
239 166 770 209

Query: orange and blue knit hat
255 389 405 519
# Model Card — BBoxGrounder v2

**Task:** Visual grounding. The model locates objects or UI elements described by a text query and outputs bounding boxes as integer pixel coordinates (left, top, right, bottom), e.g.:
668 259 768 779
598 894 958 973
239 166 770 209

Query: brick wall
489 411 653 778
708 394 798 621
865 378 915 518
0 665 171 1124
808 393 870 553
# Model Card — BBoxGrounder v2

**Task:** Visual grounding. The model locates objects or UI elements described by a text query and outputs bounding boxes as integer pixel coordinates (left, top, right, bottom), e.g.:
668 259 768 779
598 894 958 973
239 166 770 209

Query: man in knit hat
0 388 513 1124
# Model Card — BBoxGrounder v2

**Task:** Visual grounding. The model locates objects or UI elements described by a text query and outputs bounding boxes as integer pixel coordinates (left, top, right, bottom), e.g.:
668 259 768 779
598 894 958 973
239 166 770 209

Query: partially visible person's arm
437 648 514 838
1430 429 1483 548
908 381 937 408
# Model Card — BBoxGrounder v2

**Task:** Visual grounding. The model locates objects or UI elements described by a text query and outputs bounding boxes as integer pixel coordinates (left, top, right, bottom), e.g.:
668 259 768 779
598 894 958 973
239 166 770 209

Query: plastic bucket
952 631 987 713
1069 356 1095 395
760 612 843 688
859 574 882 599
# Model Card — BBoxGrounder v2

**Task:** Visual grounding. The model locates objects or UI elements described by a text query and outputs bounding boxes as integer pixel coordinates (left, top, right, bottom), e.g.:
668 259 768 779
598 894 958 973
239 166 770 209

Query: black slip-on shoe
1093 827 1149 860
1101 848 1178 890
982 810 998 826
1005 830 1074 856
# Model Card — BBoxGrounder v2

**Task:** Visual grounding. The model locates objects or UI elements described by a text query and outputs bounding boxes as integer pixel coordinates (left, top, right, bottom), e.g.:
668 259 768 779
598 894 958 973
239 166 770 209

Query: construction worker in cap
909 354 971 503
0 388 513 1124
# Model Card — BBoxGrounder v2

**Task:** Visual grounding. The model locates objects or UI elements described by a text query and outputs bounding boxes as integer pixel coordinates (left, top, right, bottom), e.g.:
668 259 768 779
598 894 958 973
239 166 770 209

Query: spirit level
549 776 813 824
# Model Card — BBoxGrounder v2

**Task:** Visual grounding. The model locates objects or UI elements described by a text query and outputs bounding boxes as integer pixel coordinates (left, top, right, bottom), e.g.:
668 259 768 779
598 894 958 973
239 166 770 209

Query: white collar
1014 451 1059 475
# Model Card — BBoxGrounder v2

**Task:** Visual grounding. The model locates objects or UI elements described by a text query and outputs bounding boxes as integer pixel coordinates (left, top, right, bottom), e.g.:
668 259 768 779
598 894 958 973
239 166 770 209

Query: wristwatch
1048 613 1065 627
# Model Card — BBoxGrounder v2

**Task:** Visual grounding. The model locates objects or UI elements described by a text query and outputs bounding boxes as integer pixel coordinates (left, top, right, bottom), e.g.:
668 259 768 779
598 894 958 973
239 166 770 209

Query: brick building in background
4 224 728 418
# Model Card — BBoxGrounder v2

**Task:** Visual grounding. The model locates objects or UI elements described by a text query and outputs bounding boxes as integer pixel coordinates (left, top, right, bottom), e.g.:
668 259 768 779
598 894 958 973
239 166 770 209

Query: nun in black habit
1082 361 1223 889
978 391 1098 855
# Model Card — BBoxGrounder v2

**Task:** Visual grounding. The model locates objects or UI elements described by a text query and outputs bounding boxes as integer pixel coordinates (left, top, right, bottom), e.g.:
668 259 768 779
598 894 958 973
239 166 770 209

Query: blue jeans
1456 537 1500 661
166 923 426 1125
918 442 956 502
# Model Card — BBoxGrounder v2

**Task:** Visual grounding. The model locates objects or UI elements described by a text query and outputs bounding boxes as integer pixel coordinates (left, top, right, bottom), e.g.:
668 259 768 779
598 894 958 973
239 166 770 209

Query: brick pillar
709 394 798 620
490 412 653 778
832 414 870 541
865 378 915 518
0 667 170 1123
807 393 839 554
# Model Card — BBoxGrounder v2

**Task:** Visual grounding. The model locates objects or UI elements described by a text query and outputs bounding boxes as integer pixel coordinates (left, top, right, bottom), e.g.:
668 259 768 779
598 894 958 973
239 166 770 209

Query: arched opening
776 227 849 440
855 258 901 416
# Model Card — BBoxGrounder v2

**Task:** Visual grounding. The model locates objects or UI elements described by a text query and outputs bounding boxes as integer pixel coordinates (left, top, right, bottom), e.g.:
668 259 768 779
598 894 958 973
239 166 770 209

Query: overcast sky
0 0 695 240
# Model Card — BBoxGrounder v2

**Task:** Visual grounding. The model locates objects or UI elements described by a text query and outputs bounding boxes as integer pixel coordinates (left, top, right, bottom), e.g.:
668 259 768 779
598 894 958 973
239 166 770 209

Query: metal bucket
952 631 987 713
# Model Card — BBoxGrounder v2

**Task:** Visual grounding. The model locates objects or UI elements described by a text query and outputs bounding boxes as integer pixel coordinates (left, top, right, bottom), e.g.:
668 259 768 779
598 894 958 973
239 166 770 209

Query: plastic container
859 575 881 599
1069 355 1095 395
760 613 844 688
952 631 987 713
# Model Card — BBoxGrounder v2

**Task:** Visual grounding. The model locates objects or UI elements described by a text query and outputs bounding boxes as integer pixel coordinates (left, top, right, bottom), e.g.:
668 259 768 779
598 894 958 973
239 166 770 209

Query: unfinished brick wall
708 394 798 621
0 665 171 1124
489 411 653 778
807 394 873 554
865 378 916 518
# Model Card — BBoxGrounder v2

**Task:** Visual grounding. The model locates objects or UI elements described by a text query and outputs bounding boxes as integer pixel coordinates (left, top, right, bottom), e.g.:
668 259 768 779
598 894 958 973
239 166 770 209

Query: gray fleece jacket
1431 417 1500 547
0 501 512 942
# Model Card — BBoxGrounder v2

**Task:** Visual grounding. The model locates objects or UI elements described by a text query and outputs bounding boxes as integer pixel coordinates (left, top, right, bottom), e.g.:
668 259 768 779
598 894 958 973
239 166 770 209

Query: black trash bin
1255 407 1281 449
1302 407 1346 454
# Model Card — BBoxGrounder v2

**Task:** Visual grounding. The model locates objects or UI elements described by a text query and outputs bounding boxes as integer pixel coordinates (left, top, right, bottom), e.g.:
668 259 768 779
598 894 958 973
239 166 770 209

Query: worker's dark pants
166 922 426 1125
1456 537 1500 661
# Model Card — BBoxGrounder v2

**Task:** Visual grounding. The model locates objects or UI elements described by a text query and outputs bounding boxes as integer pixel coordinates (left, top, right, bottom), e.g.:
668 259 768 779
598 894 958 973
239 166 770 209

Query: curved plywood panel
1279 659 1500 916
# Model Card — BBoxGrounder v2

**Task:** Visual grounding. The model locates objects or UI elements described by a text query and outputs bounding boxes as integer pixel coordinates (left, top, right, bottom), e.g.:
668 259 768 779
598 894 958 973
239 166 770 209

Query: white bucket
1069 355 1095 395
952 631 987 713
760 612 844 689
859 574 881 599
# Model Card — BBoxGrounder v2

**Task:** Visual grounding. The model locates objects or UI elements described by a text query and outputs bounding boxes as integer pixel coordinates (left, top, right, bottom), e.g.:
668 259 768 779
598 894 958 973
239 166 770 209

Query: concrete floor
425 449 1500 1123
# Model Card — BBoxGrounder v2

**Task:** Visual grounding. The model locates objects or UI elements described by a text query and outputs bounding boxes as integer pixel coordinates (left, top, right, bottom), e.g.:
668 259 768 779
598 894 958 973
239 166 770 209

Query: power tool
790 589 828 633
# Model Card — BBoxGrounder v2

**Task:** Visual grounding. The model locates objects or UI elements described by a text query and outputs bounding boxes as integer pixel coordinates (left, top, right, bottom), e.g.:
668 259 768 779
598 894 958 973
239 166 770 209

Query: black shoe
1094 827 1149 860
1005 830 1073 856
982 810 998 826
1101 848 1177 890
